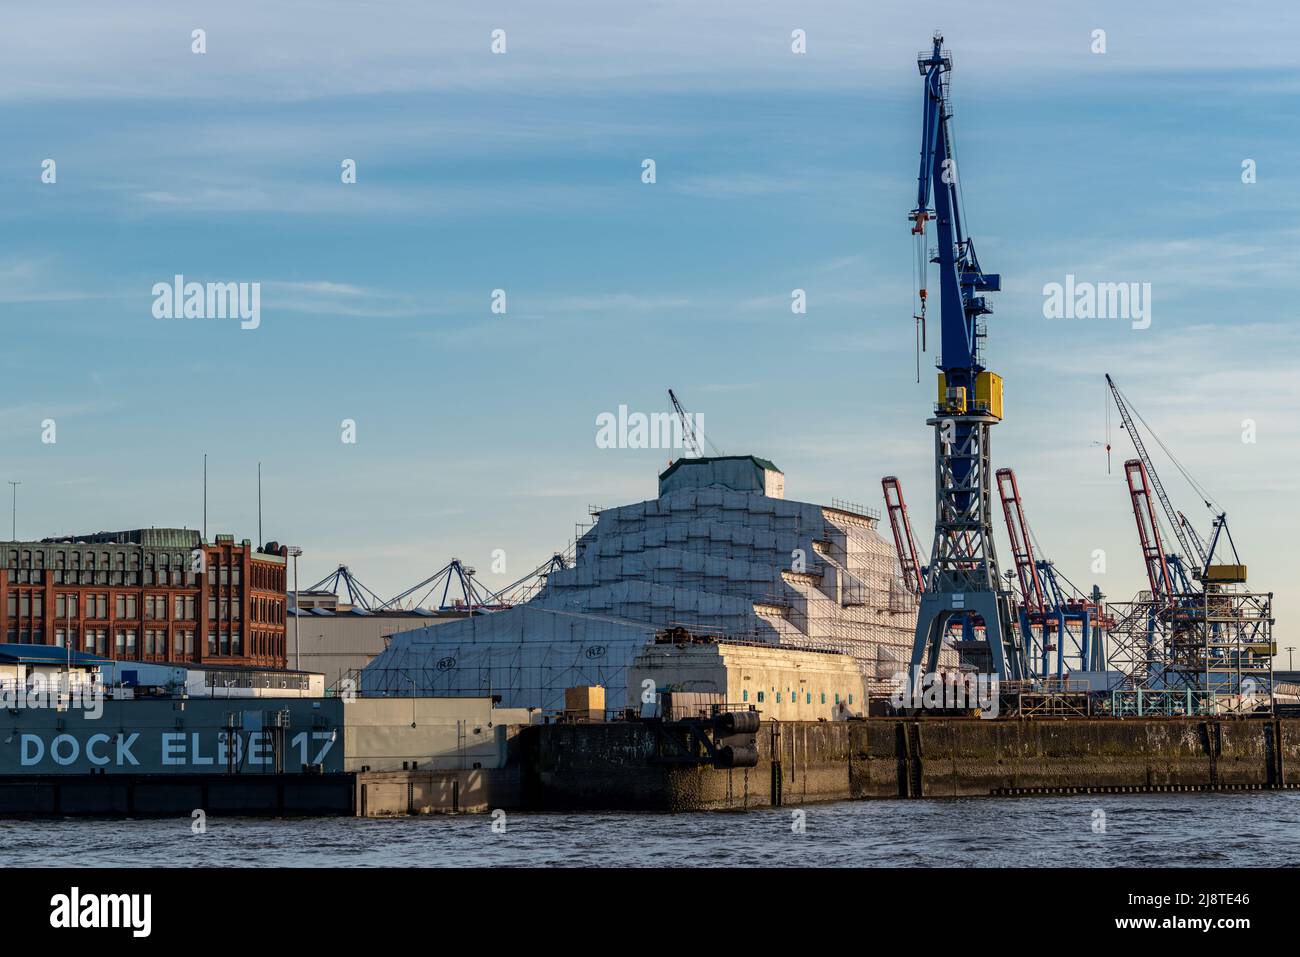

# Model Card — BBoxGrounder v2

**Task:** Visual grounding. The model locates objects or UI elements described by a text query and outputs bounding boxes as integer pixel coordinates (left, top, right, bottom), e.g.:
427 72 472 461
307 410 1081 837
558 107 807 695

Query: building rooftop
657 454 782 483
657 454 785 500
40 528 203 548
0 643 111 667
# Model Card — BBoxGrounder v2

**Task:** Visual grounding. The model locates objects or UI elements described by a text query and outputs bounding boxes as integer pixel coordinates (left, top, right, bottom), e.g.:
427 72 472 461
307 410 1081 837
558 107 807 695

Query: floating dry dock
512 715 1299 812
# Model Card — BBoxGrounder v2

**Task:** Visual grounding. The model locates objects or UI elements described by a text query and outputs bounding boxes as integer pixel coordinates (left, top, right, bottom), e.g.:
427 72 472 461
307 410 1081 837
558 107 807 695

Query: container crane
906 33 1026 681
997 467 1108 675
1124 459 1175 600
481 552 570 607
1107 380 1273 708
881 476 924 596
380 558 503 613
303 564 387 611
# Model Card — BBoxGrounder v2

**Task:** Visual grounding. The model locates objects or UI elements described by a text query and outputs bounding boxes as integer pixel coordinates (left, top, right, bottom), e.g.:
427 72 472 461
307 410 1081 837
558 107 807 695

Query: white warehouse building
360 456 922 711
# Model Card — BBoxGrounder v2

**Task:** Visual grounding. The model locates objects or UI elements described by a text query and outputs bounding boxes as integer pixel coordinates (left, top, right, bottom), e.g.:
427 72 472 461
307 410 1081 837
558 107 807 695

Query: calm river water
2 791 1297 867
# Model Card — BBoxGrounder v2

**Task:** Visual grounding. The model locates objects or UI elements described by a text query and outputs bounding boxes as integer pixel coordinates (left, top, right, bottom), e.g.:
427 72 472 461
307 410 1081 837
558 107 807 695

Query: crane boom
1124 459 1174 599
881 476 924 596
995 468 1047 616
1105 374 1206 572
667 389 704 458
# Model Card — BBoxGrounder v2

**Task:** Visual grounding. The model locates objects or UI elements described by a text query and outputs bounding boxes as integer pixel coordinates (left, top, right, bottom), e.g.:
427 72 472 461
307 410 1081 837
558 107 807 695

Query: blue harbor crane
906 33 1028 681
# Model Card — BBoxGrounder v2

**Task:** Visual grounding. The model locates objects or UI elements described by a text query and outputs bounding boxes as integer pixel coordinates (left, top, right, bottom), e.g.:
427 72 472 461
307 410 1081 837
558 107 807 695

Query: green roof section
657 454 782 483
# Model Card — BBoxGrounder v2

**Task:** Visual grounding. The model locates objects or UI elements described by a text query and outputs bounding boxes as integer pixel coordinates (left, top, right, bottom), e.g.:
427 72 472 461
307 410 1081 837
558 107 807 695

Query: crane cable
1117 382 1221 515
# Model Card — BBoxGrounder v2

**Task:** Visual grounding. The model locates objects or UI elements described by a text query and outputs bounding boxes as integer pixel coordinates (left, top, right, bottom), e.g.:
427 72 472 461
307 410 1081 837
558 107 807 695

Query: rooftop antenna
203 454 207 542
7 480 19 541
257 462 263 547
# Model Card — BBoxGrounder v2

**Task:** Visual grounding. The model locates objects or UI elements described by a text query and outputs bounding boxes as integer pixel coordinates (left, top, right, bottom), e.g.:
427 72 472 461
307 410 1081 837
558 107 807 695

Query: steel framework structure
303 564 387 610
905 34 1026 682
1107 461 1274 711
996 468 1108 677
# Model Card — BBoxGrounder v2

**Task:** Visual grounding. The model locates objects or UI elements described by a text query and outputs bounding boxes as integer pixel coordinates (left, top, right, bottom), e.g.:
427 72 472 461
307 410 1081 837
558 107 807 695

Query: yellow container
1204 564 1247 583
975 371 1004 420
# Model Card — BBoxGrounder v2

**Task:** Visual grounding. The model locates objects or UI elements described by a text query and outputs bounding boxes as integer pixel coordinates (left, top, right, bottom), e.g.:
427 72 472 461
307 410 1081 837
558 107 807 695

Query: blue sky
0 1 1297 644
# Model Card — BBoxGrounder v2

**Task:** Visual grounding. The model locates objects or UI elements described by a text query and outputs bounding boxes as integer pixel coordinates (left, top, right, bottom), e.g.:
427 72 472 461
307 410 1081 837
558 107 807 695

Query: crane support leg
908 413 1027 682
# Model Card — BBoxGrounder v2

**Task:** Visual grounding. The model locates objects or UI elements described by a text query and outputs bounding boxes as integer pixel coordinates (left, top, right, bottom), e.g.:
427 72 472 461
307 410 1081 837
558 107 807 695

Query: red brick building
0 529 288 668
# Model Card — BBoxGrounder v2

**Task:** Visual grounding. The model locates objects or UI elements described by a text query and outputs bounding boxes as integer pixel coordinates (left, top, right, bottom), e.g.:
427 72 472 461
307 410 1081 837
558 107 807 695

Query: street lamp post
287 547 303 671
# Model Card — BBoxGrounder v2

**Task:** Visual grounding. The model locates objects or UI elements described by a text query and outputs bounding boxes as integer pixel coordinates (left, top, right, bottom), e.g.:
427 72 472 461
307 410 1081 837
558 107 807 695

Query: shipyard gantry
885 33 1276 717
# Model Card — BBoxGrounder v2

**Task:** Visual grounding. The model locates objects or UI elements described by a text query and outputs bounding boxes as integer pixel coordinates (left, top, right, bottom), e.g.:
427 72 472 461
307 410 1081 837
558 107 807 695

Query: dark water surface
2 792 1297 867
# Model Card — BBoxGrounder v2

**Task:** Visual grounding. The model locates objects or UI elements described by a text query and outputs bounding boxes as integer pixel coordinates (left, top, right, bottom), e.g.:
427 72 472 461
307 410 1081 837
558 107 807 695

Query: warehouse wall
341 697 519 772
628 641 866 721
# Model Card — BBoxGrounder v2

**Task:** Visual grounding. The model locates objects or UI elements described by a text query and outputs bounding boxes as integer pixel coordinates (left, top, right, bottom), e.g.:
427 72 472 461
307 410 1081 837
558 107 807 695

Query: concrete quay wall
517 717 1300 811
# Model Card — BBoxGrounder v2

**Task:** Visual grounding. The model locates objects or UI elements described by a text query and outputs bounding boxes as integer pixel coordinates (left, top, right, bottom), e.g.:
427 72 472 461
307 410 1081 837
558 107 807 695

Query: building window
231 631 241 655
756 691 765 703
208 632 216 655
742 690 749 702
115 631 125 656
820 692 826 704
